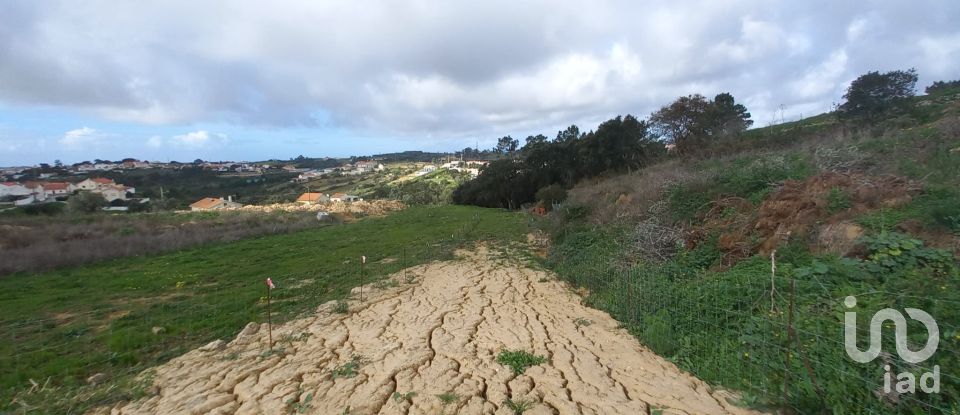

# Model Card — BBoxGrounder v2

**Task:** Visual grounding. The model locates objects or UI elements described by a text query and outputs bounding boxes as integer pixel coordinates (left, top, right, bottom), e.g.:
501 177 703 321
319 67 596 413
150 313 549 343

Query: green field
1 205 526 413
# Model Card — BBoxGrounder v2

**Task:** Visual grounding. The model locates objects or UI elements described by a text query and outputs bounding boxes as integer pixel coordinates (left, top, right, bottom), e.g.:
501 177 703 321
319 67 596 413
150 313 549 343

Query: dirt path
101 248 757 415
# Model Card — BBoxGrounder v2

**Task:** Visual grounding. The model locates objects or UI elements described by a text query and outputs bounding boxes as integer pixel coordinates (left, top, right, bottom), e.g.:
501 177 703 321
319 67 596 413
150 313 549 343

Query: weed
826 187 852 213
331 355 364 379
392 391 416 403
221 351 240 361
285 390 313 414
259 347 286 359
496 350 546 375
333 300 349 314
503 398 535 414
573 317 592 328
280 331 312 346
374 279 400 289
437 391 459 405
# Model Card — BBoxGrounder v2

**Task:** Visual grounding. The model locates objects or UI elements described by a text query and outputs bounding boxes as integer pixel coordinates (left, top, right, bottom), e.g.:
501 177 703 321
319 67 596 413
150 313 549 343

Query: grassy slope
540 90 960 413
1 205 525 413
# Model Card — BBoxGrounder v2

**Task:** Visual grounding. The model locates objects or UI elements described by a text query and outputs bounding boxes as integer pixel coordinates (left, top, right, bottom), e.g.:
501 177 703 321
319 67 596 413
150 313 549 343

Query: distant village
1 157 490 212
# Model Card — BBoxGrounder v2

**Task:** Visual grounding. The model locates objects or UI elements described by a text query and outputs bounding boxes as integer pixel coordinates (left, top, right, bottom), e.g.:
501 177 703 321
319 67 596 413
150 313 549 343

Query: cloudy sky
0 0 958 165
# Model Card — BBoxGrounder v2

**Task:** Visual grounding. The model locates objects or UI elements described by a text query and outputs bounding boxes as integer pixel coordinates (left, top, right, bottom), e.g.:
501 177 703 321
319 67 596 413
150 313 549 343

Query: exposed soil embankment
96 249 757 415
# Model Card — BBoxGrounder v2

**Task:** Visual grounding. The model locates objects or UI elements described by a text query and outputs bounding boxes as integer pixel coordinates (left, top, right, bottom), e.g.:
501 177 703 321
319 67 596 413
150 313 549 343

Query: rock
234 322 260 343
87 372 108 385
199 339 226 352
240 322 259 336
151 326 165 335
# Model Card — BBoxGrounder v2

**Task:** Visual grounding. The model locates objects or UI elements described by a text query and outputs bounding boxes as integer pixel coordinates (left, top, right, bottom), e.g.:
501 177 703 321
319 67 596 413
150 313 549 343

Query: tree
925 79 960 94
495 136 519 157
708 93 753 136
649 94 711 154
68 192 107 213
555 125 583 143
838 69 918 121
649 93 753 154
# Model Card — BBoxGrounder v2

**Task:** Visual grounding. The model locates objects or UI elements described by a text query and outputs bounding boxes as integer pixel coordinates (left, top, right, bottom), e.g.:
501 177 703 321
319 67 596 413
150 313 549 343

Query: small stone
151 326 165 335
240 322 259 336
199 339 226 352
87 372 108 385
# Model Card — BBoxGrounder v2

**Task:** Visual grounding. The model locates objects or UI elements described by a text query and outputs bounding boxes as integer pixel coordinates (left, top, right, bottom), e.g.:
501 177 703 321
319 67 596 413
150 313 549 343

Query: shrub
535 184 567 209
496 350 546 375
68 192 107 213
826 187 851 213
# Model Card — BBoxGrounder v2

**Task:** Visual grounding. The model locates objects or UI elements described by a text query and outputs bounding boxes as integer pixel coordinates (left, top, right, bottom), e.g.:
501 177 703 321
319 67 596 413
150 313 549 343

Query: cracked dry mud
99 248 758 415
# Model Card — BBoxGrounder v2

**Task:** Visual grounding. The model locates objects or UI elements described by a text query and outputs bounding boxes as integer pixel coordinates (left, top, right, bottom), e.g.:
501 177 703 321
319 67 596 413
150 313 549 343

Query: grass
546 217 960 413
496 350 547 375
391 391 416 403
503 398 535 414
0 205 526 413
330 355 364 380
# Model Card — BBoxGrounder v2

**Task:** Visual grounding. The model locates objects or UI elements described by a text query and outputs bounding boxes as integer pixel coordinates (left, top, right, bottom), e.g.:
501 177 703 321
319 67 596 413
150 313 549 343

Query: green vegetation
495 350 547 375
391 391 416 403
330 355 365 380
96 167 300 207
0 205 525 413
436 391 459 405
513 70 960 413
357 168 473 205
502 398 535 414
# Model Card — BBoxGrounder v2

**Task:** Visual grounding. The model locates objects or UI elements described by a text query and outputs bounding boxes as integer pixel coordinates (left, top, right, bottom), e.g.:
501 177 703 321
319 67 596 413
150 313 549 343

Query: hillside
514 86 960 413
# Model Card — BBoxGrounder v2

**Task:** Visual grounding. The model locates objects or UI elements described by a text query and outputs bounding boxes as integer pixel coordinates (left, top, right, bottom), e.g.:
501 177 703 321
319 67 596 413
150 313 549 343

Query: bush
535 184 567 209
19 203 66 216
68 192 107 213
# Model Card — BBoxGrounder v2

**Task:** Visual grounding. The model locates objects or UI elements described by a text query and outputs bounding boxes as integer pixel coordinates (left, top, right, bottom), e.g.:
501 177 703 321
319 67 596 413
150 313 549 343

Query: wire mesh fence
551 246 960 414
1 212 487 413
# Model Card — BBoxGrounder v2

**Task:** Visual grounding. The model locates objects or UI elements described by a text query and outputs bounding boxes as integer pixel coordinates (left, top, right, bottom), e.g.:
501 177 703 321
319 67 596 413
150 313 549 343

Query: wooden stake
266 282 273 348
360 257 365 302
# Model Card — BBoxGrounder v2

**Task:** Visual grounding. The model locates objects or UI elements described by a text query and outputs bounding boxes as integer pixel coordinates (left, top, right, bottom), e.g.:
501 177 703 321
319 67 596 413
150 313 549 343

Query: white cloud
146 135 164 148
169 130 227 148
60 127 105 147
0 0 957 148
789 50 849 99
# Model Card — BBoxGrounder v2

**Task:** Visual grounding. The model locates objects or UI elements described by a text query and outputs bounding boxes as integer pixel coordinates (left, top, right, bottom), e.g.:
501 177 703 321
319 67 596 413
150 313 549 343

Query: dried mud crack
95 248 758 415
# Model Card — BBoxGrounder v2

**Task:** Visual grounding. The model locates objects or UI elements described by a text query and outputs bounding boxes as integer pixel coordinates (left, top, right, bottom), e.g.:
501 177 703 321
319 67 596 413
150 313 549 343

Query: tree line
454 69 953 210
452 92 753 208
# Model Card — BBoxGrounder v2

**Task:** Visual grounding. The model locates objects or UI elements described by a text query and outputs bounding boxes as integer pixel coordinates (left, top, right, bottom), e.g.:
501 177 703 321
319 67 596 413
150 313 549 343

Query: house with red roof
296 192 330 204
189 197 242 211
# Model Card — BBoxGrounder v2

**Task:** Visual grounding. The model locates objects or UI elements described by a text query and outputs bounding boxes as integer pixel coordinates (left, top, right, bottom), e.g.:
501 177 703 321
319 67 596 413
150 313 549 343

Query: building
330 192 362 202
189 197 243 211
296 192 330 204
77 178 115 191
354 160 384 173
42 182 75 197
95 185 128 202
0 182 30 197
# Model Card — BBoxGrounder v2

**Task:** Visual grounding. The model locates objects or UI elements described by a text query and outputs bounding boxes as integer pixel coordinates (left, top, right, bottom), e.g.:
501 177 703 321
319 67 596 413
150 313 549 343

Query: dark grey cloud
0 0 958 139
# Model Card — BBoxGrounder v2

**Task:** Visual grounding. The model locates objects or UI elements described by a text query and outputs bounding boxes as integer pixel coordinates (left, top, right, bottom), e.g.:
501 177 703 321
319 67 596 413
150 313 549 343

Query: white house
94 185 128 202
0 182 30 197
77 178 115 191
414 165 437 176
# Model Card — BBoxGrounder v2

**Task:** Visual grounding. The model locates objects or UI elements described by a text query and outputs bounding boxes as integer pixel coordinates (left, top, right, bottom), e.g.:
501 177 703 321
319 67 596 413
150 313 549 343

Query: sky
0 1 958 166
